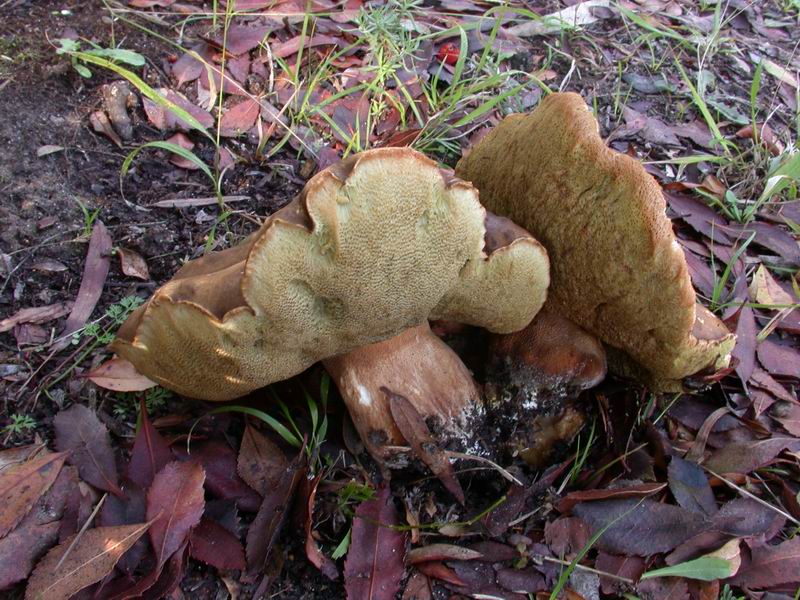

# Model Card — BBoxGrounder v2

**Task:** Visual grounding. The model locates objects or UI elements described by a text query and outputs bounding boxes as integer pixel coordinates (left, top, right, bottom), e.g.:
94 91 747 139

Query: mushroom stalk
323 322 481 461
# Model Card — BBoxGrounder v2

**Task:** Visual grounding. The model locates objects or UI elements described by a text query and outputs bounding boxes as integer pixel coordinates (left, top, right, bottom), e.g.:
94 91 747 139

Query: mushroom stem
323 322 481 461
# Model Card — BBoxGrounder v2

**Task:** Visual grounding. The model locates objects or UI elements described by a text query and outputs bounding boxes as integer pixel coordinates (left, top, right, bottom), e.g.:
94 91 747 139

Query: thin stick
706 468 800 526
538 555 635 585
54 493 108 571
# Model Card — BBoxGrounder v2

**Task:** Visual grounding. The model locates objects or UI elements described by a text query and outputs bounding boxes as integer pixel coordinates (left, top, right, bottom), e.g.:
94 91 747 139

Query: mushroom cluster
113 148 550 460
113 93 735 466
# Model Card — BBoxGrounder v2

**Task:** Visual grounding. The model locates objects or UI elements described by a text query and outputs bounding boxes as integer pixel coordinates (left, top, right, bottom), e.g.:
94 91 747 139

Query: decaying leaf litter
1 0 799 598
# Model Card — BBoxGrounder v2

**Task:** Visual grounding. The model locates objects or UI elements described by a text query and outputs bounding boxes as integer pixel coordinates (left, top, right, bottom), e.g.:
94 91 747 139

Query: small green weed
74 198 101 238
2 414 38 437
55 38 145 78
44 296 145 392
113 386 172 419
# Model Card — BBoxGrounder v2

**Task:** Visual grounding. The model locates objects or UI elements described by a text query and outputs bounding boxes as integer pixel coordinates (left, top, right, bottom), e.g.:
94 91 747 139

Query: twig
537 555 635 585
54 493 108 571
706 468 800 526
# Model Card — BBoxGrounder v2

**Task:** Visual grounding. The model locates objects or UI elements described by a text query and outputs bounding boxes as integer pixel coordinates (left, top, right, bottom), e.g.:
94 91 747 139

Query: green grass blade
121 141 216 188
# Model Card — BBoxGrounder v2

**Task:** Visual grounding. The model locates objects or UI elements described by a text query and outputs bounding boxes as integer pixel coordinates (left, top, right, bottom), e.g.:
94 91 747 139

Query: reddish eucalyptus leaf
0 303 72 333
205 24 272 55
0 451 66 538
0 521 60 590
573 499 708 556
401 571 432 600
704 437 800 474
729 306 756 384
305 474 338 580
415 561 464 587
344 486 406 600
164 132 198 170
189 517 246 571
271 34 340 59
142 89 214 131
219 98 260 137
59 221 112 343
246 452 307 573
107 542 187 600
482 483 526 537
172 42 213 87
728 537 800 588
544 517 590 559
86 357 156 392
637 577 689 600
54 404 123 497
595 552 646 595
407 544 483 564
773 402 800 436
24 522 150 600
557 482 667 513
384 388 464 504
146 460 205 567
237 422 287 496
127 400 173 489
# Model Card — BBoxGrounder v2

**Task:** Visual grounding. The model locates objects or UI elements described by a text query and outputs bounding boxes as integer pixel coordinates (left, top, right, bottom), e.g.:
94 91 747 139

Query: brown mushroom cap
112 147 549 400
456 92 735 386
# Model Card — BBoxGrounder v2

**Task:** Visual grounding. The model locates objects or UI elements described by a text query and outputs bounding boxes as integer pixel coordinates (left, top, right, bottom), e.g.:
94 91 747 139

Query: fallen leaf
97 480 148 576
164 132 198 170
344 486 406 600
117 248 150 280
728 536 800 588
573 499 707 556
206 24 272 55
407 544 483 564
402 571 432 600
596 552 646 595
557 482 667 513
0 465 75 589
24 522 150 600
0 521 60 590
704 436 800 474
305 474 338 580
482 483 526 537
728 306 756 384
172 42 213 87
385 388 464 504
0 451 66 538
54 404 123 497
763 58 799 89
0 443 46 472
189 517 246 571
147 460 205 567
637 576 689 600
772 402 800 436
0 303 73 333
219 98 260 137
642 539 741 581
142 89 214 132
246 451 306 573
86 357 157 392
237 422 287 496
185 441 261 511
508 0 611 36
750 264 795 306
89 110 123 147
271 34 340 59
36 145 65 157
495 566 546 594
544 517 590 559
415 561 464 586
127 399 173 489
668 456 717 516
60 221 112 342
152 195 249 208
31 259 68 273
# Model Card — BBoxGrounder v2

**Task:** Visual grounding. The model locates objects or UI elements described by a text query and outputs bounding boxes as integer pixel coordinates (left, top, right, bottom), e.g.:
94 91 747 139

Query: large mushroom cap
113 147 549 400
456 92 735 385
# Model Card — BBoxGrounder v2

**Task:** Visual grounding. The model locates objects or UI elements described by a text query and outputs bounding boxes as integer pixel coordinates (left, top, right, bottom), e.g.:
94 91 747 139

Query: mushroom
456 92 735 390
112 147 550 459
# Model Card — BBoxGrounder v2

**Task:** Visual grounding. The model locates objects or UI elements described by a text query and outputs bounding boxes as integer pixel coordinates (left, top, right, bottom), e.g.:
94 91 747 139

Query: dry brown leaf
86 357 157 392
117 248 150 280
0 303 73 333
0 451 66 538
24 522 150 600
